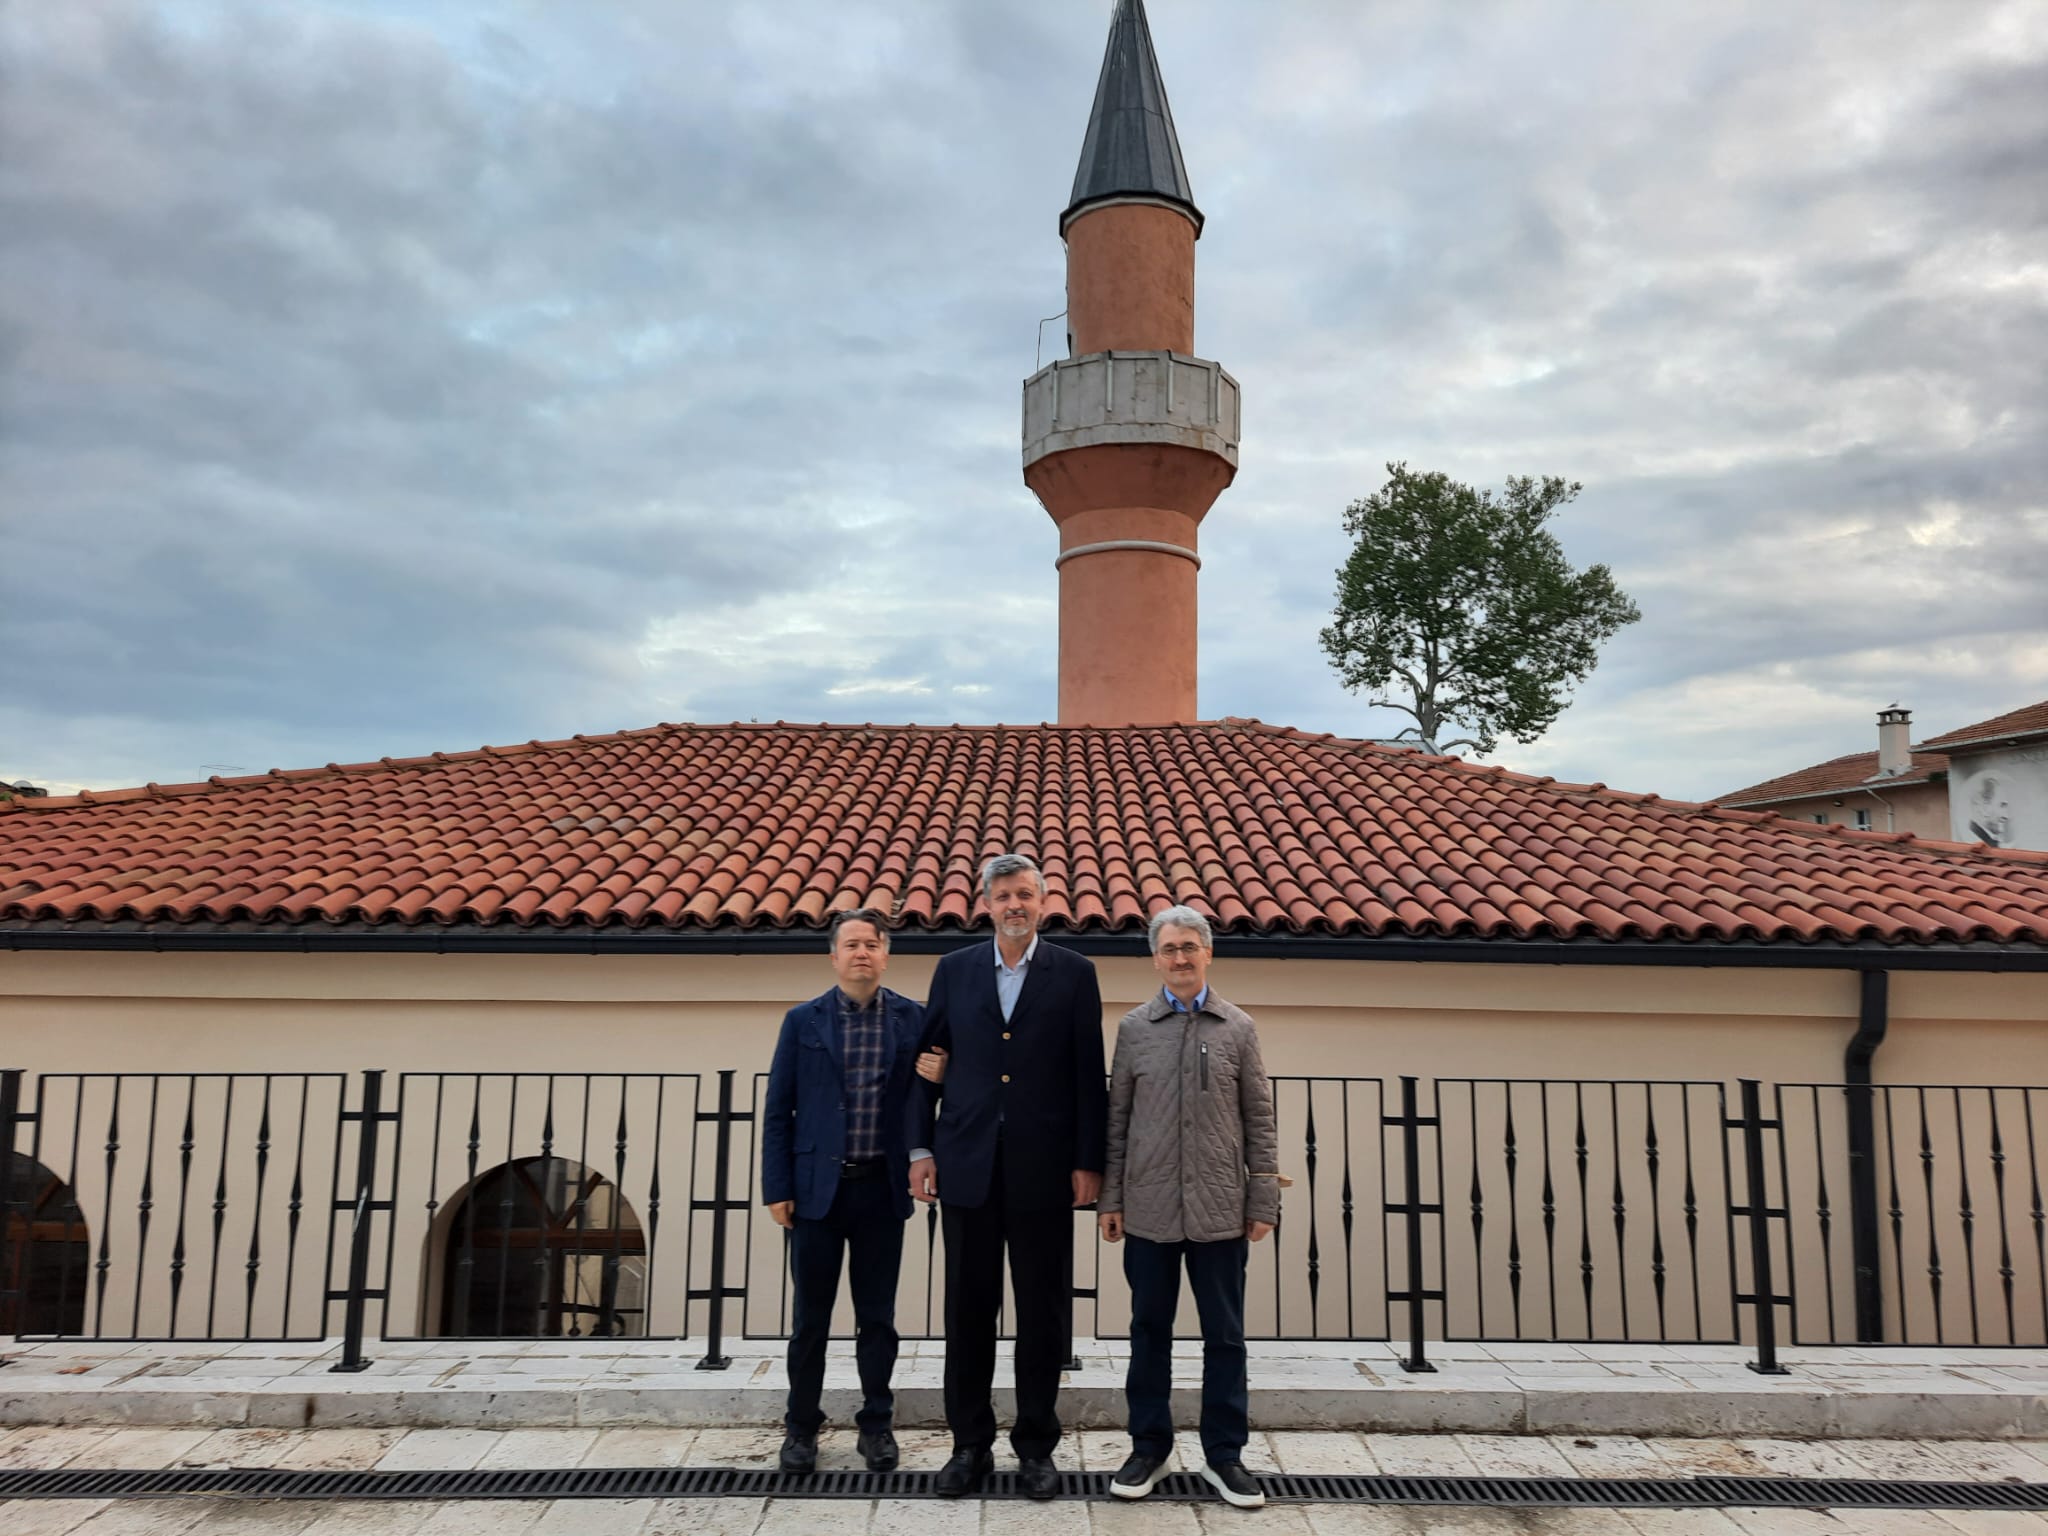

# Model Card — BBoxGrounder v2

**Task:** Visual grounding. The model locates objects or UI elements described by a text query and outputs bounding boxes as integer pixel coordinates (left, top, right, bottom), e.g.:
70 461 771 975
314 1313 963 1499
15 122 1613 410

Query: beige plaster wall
1742 780 1951 838
3 948 2043 1348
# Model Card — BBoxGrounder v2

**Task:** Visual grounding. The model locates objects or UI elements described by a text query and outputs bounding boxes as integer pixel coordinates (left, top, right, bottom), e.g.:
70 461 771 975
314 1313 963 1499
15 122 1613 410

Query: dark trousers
785 1171 904 1436
1124 1233 1250 1466
940 1149 1074 1459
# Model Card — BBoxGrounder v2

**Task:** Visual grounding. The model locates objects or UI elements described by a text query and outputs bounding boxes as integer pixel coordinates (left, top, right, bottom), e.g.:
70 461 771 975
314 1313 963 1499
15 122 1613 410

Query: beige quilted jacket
1100 989 1281 1243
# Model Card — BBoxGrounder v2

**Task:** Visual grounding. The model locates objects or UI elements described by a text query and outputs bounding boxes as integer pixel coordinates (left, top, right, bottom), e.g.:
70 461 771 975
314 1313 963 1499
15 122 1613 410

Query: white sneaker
1200 1460 1266 1508
1110 1451 1174 1499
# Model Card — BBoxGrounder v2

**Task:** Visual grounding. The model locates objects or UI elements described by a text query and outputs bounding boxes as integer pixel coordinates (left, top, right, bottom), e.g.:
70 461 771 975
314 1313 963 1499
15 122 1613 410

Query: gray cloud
2 0 2043 803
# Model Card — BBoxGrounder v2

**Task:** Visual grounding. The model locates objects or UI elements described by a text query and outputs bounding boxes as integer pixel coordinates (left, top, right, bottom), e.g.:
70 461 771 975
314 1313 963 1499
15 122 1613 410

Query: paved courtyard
6 1425 2048 1533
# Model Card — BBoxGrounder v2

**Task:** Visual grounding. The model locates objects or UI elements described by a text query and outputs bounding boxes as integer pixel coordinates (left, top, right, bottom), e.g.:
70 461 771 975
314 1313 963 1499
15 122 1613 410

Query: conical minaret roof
1063 0 1202 235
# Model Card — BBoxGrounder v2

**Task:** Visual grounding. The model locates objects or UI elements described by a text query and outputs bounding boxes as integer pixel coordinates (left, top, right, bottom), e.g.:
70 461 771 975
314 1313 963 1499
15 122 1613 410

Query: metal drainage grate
0 1466 2043 1510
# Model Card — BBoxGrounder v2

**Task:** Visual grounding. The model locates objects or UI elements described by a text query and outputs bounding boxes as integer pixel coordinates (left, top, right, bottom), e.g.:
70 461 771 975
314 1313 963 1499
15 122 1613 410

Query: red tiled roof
1919 700 2048 752
1716 749 1949 808
3 720 2046 947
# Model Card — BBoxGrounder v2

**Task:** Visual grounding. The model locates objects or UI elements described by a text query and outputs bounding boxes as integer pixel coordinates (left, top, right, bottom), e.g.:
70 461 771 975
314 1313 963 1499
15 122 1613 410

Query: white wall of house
1949 743 2048 850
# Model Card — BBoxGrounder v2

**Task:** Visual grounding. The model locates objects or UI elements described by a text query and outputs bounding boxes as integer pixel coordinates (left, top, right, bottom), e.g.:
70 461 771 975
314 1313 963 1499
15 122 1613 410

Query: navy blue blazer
906 938 1108 1212
761 987 924 1223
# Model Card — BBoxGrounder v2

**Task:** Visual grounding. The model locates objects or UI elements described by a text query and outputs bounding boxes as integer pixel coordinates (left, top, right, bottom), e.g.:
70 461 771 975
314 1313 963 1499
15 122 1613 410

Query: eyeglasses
1156 943 1207 959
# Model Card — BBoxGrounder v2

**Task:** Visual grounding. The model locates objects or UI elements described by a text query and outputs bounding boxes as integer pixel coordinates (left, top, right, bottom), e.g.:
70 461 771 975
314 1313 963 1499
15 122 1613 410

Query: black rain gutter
5 924 2048 972
1844 968 1890 1342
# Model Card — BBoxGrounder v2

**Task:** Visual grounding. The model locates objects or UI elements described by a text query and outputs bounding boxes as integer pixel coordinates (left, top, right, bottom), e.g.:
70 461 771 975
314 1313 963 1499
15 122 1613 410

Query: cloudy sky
4 0 2044 802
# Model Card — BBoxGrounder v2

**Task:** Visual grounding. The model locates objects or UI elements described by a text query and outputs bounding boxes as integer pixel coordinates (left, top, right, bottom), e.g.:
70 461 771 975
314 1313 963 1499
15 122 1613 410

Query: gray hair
828 908 891 951
979 853 1046 899
1148 905 1214 953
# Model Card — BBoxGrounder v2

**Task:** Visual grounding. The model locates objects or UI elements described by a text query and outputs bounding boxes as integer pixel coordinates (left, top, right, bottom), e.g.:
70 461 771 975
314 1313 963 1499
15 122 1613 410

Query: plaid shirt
837 987 889 1161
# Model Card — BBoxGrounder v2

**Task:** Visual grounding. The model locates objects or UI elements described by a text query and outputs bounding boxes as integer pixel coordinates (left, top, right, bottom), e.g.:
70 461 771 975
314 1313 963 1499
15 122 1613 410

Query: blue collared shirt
994 934 1039 1022
1163 985 1210 1013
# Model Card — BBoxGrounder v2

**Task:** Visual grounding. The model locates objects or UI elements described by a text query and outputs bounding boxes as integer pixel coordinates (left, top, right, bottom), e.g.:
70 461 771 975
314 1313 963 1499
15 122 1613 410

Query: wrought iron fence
4 1065 2044 1372
0 1073 350 1342
1776 1083 2048 1349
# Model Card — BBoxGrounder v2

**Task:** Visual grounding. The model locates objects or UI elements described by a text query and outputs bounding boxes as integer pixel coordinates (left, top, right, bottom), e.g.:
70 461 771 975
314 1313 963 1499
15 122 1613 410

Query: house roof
1716 749 1950 808
4 720 2046 948
1065 0 1201 234
1919 700 2048 753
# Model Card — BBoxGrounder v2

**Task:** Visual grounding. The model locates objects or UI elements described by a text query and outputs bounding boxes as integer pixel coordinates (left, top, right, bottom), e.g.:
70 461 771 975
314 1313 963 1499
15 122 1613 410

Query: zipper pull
1200 1041 1210 1090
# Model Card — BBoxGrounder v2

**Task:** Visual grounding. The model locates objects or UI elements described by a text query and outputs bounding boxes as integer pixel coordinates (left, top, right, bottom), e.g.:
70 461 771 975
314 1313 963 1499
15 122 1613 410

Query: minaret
1022 0 1240 726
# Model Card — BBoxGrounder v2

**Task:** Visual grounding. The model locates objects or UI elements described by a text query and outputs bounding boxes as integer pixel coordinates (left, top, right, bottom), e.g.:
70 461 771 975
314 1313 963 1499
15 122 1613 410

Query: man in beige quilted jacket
1099 905 1280 1509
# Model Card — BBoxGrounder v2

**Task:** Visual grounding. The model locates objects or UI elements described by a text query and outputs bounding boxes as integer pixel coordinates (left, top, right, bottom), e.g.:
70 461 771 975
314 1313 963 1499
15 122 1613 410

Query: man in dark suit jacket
761 908 924 1476
905 853 1108 1499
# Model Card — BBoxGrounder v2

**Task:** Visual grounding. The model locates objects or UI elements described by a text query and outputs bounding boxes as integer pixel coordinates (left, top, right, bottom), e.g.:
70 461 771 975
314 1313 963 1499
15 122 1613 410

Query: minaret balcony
1021 350 1240 473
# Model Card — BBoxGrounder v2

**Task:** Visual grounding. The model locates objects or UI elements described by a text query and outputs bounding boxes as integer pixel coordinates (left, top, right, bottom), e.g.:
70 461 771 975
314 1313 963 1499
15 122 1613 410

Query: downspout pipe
1845 968 1889 1342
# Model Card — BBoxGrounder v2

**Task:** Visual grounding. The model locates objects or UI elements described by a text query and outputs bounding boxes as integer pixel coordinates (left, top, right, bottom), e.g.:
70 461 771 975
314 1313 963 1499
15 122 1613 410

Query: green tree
1319 463 1640 756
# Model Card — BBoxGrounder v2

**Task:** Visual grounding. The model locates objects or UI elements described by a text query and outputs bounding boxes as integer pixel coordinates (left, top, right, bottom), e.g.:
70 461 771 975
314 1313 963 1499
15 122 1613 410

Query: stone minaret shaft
1021 0 1240 726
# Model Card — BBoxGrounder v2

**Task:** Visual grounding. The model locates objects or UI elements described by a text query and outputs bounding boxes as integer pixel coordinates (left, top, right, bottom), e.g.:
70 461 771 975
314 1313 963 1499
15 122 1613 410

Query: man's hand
916 1049 948 1084
1072 1169 1102 1208
909 1157 939 1204
768 1200 795 1230
1099 1211 1124 1243
1247 1220 1274 1243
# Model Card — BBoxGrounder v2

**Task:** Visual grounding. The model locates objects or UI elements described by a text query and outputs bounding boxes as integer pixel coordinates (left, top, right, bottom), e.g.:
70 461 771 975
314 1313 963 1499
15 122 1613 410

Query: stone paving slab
4 1338 2048 1440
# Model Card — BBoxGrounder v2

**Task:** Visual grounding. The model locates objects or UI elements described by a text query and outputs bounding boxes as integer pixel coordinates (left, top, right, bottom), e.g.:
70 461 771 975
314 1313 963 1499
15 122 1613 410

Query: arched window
2 1153 90 1336
439 1157 646 1338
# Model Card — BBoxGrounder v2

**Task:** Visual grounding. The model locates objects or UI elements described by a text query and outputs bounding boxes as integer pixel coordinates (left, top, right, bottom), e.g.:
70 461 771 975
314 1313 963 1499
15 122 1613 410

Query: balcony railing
5 1066 2046 1376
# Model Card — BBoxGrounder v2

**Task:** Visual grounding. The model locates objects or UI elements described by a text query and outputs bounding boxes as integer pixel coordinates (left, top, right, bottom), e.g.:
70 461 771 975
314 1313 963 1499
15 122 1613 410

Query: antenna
1035 310 1068 372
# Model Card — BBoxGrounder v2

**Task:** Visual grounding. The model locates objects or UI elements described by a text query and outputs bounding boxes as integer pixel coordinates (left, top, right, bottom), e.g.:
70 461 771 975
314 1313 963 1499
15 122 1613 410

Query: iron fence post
0 1069 24 1362
692 1069 748 1370
1386 1075 1440 1372
330 1070 390 1374
1734 1078 1790 1375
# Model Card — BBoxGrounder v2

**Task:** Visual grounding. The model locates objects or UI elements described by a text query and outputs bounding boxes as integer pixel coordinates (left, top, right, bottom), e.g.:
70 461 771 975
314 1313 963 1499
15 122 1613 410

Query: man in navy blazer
906 853 1107 1499
761 908 923 1476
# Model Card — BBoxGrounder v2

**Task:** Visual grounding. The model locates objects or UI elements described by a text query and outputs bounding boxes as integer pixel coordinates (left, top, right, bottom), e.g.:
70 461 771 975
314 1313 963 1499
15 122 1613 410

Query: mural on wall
1949 746 2048 851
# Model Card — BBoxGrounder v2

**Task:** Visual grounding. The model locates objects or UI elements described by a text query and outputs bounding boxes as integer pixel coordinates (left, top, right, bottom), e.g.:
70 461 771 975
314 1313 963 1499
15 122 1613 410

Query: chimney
1876 705 1913 777
1019 0 1240 725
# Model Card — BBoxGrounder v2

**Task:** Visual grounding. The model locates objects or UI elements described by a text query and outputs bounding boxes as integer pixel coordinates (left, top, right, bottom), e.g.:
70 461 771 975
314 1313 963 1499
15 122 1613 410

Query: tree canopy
1319 463 1640 756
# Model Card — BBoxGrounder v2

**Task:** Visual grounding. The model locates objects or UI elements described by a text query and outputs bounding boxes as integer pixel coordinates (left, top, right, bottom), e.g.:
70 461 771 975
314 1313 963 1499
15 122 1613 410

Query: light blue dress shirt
1163 985 1210 1013
995 933 1039 1022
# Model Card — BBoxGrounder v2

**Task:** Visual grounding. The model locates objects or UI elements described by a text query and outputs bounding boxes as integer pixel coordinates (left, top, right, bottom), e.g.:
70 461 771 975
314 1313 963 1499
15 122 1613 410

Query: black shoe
1109 1452 1171 1499
778 1431 817 1476
1201 1460 1265 1508
857 1427 899 1472
1018 1455 1060 1501
934 1447 992 1497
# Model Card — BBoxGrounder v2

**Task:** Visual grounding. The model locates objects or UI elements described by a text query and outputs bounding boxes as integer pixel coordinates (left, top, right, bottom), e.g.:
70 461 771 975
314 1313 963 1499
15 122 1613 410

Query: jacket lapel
1008 938 1052 1028
973 941 1004 1027
810 991 844 1072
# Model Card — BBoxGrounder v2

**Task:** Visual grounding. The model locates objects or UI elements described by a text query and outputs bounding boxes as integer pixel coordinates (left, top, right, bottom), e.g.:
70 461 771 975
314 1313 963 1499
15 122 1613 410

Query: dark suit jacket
761 986 924 1223
906 938 1108 1211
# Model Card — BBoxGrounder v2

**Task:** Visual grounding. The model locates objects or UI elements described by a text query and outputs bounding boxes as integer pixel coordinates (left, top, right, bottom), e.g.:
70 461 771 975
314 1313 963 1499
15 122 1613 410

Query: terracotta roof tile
4 721 2047 948
1715 749 1949 807
1918 699 2048 752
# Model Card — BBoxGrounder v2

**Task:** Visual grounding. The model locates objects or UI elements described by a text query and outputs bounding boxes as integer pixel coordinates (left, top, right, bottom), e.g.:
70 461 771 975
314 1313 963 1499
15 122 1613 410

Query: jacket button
1003 1031 1012 1040
1002 1074 1011 1083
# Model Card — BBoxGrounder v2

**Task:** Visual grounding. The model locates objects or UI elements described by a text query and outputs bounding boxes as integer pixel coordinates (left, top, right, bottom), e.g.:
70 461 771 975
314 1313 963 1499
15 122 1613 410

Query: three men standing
908 853 1108 1500
759 908 923 1475
760 877 1274 1508
1100 906 1280 1510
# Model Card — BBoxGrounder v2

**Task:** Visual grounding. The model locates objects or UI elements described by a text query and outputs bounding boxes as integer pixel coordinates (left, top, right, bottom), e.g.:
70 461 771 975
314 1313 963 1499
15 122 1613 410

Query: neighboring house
1716 707 1950 835
1919 700 2048 852
1718 701 2048 850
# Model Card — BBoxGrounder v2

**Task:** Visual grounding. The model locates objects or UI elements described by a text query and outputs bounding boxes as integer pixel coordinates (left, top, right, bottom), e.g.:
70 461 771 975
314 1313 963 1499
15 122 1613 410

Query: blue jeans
1123 1232 1249 1465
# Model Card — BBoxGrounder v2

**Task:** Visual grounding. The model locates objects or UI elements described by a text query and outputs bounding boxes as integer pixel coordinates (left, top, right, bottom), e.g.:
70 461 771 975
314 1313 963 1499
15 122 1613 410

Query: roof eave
6 920 2047 972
